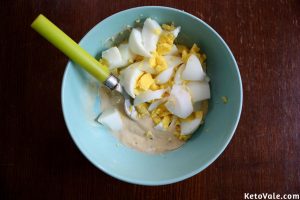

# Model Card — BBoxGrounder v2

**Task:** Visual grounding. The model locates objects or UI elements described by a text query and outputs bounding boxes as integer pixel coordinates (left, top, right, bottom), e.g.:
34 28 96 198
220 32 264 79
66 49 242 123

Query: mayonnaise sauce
99 86 185 154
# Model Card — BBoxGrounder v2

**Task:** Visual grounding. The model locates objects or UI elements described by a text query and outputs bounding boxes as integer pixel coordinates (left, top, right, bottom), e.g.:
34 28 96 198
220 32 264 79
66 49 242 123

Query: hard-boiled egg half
99 18 210 140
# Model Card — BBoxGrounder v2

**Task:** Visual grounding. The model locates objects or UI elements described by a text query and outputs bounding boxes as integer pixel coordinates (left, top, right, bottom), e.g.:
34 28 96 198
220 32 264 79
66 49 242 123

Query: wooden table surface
1 0 300 199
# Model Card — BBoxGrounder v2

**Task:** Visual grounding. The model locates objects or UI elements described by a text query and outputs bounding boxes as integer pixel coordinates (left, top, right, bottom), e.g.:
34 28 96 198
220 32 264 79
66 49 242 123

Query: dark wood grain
1 0 300 199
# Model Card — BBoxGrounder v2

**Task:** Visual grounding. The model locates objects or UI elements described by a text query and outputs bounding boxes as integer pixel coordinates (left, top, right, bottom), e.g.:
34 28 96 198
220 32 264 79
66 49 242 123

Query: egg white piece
165 85 193 118
129 28 151 57
142 18 162 53
180 118 201 135
118 43 136 66
134 89 166 106
186 81 211 102
171 26 181 38
97 108 123 131
119 65 143 98
174 64 185 84
182 54 206 81
101 47 123 69
148 98 167 111
155 67 174 84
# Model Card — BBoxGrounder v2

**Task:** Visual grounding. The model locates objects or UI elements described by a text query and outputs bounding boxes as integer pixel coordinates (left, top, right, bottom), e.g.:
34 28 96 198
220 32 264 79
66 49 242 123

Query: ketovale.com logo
244 193 299 200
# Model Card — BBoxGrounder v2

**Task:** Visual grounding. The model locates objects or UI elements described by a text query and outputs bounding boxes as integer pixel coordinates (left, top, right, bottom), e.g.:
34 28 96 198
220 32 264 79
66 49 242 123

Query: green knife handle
31 14 110 82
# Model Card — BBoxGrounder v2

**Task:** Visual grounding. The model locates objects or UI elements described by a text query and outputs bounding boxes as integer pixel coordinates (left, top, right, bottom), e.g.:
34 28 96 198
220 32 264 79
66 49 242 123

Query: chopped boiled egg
165 85 193 118
157 32 175 55
142 18 162 53
149 53 168 73
101 47 123 69
129 28 151 57
181 54 206 81
186 81 211 102
119 65 143 98
181 44 203 63
100 19 210 142
97 108 123 131
180 118 201 135
150 104 171 125
134 89 166 106
136 73 154 91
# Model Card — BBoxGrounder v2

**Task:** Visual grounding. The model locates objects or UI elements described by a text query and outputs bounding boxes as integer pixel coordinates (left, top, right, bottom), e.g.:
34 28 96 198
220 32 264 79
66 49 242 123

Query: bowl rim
61 5 243 186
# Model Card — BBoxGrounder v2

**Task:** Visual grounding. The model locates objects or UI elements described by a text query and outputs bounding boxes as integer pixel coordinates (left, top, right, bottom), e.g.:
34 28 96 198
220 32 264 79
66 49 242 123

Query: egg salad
99 18 210 144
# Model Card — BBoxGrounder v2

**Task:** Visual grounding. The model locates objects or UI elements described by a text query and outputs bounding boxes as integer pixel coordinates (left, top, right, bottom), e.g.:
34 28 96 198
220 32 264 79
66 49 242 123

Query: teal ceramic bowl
62 6 242 185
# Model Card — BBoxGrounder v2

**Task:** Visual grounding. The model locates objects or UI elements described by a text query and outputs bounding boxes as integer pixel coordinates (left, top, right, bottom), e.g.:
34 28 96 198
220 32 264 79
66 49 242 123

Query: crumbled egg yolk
136 73 154 91
177 45 189 53
149 55 156 66
135 103 149 118
190 43 200 53
162 115 171 129
162 23 176 31
157 32 175 55
181 49 189 62
150 105 171 125
150 83 160 90
149 53 168 73
181 44 207 63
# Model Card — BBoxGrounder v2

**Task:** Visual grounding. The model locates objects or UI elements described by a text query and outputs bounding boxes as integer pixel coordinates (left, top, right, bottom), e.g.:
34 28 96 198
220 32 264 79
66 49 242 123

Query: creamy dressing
99 87 185 154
